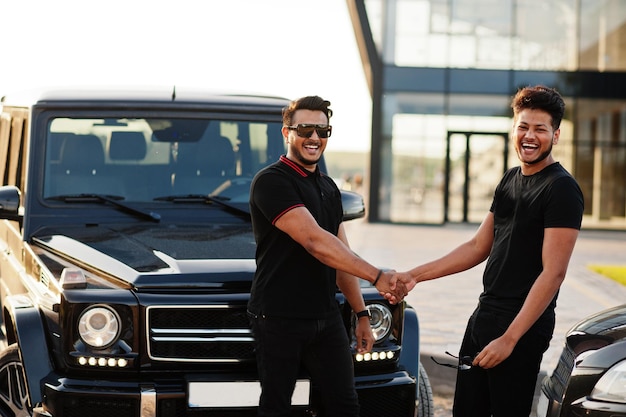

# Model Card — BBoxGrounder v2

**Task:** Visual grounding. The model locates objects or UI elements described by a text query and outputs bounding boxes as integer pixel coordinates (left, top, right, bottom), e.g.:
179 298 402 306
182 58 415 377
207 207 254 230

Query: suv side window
0 107 28 190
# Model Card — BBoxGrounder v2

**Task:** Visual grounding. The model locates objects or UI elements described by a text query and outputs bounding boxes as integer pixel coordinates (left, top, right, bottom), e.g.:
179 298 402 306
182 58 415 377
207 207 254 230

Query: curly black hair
511 85 565 130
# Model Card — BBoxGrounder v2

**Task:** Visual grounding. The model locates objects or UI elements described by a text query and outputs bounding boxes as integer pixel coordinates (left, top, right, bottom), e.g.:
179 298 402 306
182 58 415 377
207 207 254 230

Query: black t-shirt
247 155 343 319
480 162 584 335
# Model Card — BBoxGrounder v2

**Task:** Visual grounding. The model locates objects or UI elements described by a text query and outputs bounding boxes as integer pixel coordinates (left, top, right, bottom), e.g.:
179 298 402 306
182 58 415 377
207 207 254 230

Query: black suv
0 87 432 417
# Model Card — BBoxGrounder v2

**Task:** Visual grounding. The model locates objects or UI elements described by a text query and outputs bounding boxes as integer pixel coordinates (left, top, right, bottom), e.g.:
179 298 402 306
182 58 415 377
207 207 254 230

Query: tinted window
43 118 284 202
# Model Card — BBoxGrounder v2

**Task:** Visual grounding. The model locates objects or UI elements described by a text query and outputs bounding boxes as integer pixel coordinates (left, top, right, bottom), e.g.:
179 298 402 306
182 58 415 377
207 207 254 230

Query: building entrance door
445 132 509 223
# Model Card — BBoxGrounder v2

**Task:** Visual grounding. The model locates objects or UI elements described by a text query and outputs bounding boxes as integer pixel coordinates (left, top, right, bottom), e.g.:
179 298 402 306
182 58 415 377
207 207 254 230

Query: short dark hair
282 96 333 126
511 85 565 130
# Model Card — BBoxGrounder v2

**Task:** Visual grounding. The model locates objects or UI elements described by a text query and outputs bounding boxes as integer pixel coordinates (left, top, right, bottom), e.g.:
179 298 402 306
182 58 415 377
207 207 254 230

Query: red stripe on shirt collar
279 155 310 177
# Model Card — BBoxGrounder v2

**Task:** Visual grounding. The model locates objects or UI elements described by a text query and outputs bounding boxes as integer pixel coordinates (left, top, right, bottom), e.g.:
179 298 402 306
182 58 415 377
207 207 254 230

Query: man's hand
375 271 410 304
377 271 415 304
355 316 375 353
393 271 417 293
472 335 516 369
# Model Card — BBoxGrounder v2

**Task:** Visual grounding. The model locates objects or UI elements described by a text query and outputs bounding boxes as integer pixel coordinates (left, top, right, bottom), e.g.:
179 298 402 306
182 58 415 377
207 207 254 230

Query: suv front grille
147 306 255 362
549 345 576 398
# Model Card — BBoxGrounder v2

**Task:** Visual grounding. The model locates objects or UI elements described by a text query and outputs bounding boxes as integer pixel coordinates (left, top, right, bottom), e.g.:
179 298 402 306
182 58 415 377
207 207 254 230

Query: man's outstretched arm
274 206 409 300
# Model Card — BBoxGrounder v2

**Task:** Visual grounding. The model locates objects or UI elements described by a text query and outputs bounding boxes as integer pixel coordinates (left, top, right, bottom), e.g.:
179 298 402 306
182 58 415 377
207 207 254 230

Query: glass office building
346 0 626 229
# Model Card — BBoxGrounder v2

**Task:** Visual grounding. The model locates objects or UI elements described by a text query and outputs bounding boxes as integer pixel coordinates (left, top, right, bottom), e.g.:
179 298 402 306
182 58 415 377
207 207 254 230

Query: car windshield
43 117 285 203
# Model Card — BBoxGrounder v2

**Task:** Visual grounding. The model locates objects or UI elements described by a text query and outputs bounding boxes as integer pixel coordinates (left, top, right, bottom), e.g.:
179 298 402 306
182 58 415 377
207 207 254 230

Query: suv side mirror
0 186 21 220
341 190 365 221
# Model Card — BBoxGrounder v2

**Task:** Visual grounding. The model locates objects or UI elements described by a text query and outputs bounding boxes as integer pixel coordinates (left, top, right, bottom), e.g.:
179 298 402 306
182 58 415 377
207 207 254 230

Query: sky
1 0 372 151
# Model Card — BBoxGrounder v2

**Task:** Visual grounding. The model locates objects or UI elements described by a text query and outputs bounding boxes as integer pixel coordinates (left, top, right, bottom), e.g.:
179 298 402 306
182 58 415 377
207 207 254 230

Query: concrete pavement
343 220 626 412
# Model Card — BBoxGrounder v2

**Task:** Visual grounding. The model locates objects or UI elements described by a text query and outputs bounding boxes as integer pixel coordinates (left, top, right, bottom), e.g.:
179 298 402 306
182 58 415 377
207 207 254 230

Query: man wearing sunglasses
394 86 584 416
248 95 409 417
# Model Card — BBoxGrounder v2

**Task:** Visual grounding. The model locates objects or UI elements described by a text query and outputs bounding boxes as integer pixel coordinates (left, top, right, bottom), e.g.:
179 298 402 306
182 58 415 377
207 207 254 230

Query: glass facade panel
381 94 445 223
388 113 446 224
379 0 581 71
513 0 578 70
579 0 626 71
466 134 506 222
449 0 512 69
447 94 510 117
447 133 507 223
446 133 466 222
391 0 439 66
393 0 515 68
575 99 626 227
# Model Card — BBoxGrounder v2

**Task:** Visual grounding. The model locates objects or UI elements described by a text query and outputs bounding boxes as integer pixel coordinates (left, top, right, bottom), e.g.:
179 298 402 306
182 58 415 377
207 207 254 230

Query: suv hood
570 304 626 342
33 224 257 289
566 304 626 360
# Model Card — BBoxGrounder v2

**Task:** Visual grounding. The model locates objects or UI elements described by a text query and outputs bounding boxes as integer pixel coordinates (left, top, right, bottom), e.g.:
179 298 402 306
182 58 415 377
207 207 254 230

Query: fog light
77 356 131 368
353 350 395 362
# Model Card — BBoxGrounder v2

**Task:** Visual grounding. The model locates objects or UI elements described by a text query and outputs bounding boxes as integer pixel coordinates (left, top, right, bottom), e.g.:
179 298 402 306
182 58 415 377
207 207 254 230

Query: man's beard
290 142 322 166
520 141 553 165
294 151 321 166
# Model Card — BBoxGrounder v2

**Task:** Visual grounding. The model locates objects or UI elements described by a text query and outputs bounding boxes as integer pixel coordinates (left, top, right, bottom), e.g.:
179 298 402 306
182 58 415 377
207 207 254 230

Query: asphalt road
433 394 453 416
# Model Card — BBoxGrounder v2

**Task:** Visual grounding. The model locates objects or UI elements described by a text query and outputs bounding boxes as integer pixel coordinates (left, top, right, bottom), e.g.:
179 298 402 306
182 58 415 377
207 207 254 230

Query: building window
373 0 579 71
579 0 626 71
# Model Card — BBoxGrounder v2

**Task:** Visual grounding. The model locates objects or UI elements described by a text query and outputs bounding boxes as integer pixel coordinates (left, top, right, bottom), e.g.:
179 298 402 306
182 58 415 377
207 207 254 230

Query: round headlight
78 305 121 348
364 304 393 342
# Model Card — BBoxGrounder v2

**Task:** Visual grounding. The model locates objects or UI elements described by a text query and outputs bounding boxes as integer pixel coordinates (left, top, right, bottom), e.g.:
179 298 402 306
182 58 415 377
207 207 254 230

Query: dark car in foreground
538 303 626 416
0 87 433 417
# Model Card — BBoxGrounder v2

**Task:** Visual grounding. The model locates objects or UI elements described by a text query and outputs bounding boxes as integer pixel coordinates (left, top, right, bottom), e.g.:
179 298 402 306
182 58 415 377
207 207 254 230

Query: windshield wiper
47 194 161 222
153 194 250 219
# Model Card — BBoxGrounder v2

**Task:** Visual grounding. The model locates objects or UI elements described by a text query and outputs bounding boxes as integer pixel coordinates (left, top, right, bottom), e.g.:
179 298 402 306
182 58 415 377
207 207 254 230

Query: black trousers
249 312 359 417
453 307 551 417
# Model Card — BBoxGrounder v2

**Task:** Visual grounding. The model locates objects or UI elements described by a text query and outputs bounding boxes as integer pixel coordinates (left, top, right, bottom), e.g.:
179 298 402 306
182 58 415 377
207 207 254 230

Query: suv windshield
43 117 285 203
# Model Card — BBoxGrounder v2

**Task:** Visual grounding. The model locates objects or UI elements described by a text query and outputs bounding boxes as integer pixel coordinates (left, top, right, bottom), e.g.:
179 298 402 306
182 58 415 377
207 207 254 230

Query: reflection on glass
375 0 579 70
467 134 506 222
43 118 284 203
579 0 626 71
447 133 506 223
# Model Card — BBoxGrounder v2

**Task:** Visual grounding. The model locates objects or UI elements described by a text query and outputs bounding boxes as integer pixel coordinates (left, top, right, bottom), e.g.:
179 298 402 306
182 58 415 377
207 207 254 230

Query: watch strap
356 309 370 319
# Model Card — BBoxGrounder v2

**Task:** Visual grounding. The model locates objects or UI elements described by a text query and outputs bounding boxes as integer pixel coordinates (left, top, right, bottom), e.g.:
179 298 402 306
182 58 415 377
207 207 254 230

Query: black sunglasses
430 351 474 371
287 124 332 139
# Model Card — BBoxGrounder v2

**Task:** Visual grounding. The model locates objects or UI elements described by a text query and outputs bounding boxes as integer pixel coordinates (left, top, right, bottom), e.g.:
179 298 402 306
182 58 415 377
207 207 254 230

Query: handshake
372 270 416 304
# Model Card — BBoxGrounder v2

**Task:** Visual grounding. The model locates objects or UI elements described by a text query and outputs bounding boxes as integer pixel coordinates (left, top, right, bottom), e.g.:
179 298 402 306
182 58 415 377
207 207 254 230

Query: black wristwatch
356 309 371 319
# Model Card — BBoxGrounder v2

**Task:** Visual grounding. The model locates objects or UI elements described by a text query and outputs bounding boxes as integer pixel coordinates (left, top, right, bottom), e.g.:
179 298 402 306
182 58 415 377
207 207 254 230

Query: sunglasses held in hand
287 124 332 139
431 351 474 371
